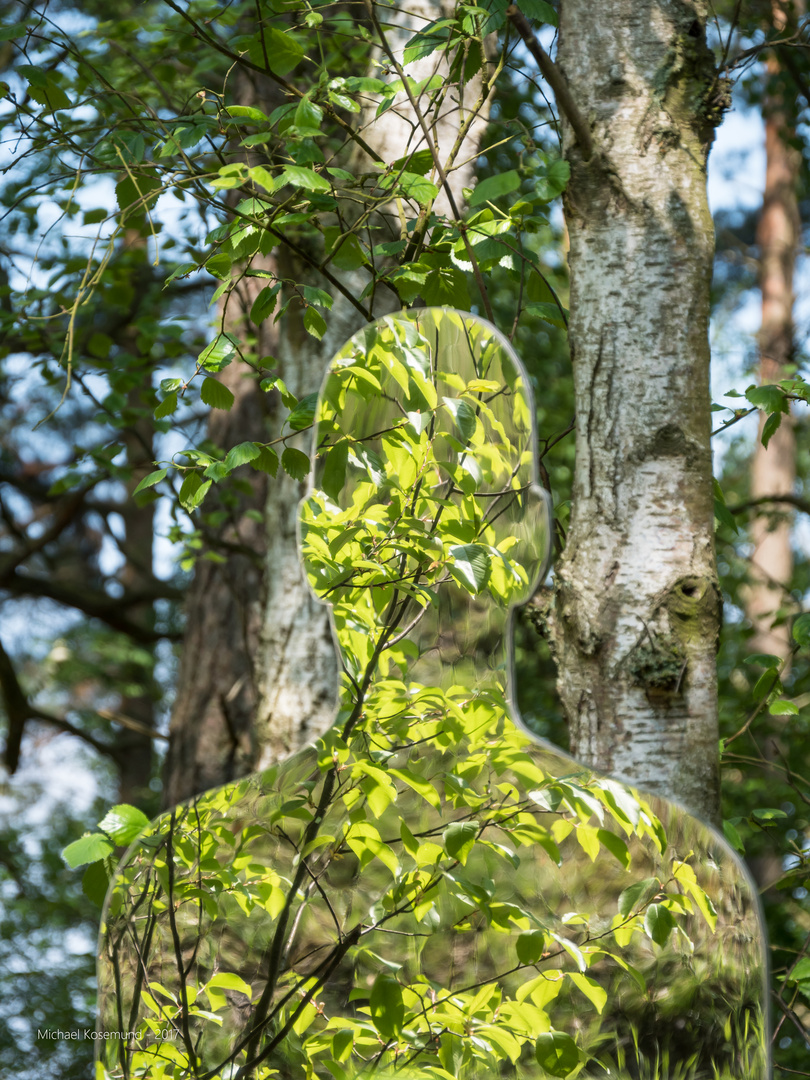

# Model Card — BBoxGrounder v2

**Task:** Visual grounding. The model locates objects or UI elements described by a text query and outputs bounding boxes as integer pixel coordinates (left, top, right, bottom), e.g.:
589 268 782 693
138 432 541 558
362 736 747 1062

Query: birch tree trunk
554 1 723 820
745 27 799 663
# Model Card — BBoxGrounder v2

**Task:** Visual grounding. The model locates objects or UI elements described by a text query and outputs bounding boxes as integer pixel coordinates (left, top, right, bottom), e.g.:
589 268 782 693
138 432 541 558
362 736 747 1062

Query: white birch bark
554 1 723 820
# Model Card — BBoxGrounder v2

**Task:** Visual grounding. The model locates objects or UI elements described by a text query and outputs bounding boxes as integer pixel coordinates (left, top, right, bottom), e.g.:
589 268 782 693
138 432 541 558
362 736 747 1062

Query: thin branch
1 570 183 643
730 493 810 516
506 6 594 161
0 638 118 769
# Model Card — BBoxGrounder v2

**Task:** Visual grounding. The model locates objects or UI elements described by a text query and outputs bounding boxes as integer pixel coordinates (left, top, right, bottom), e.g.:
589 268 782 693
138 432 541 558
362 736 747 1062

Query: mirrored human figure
97 309 769 1080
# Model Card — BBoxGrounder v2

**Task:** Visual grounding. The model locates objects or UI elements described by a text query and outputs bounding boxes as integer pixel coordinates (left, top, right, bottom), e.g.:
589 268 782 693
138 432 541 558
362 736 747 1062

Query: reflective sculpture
97 309 768 1079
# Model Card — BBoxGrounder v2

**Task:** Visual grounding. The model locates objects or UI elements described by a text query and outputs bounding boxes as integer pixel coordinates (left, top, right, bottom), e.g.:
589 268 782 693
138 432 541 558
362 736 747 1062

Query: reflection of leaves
370 973 404 1038
535 1031 580 1077
449 544 491 593
644 903 676 946
442 397 477 442
618 876 660 916
322 440 348 500
443 820 478 864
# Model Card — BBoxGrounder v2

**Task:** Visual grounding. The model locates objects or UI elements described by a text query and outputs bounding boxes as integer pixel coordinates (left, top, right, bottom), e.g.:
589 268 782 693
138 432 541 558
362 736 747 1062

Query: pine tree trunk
746 36 799 663
162 282 273 803
554 2 723 821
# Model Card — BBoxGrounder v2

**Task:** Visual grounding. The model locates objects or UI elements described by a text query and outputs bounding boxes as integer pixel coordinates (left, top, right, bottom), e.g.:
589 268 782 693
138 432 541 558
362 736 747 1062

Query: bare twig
506 6 594 160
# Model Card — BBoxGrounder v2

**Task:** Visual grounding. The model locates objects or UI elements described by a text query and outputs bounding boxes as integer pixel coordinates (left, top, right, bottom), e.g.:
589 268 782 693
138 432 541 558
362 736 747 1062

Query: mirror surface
97 309 768 1080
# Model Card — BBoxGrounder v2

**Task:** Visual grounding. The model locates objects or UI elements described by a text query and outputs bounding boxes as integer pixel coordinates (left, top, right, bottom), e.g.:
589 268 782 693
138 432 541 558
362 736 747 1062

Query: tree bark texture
165 6 492 800
163 272 274 804
745 34 799 663
554 1 722 820
253 0 492 768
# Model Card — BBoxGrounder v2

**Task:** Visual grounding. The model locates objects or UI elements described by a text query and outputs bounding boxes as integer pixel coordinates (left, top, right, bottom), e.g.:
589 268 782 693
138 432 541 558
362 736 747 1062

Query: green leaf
199 333 237 372
442 397 477 442
388 767 441 809
261 27 305 76
516 929 546 965
752 668 780 701
82 860 111 907
449 544 491 594
304 307 327 340
644 903 676 946
226 105 270 123
535 1031 580 1077
224 442 261 471
744 653 782 668
154 391 177 419
282 447 310 481
745 383 788 414
390 149 434 175
534 158 570 202
280 165 330 193
200 377 235 411
422 264 470 307
526 301 568 328
249 284 280 324
98 804 151 846
722 819 745 854
618 877 660 916
252 447 279 476
521 0 558 23
397 171 439 206
322 440 349 501
62 833 114 869
294 97 323 134
133 468 168 494
769 699 799 715
750 807 788 824
568 972 607 1015
469 170 521 207
370 974 405 1039
402 22 453 65
206 972 253 1000
443 820 479 864
288 393 318 431
713 496 739 535
24 70 72 111
179 473 211 510
343 76 387 93
761 409 782 448
596 829 630 869
325 232 367 271
0 23 28 41
205 253 233 279
793 613 810 647
787 957 810 985
115 171 162 217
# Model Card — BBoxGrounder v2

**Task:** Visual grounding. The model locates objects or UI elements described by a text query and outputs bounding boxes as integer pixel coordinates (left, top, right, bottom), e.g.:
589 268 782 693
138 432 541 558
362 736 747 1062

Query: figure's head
297 308 551 685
